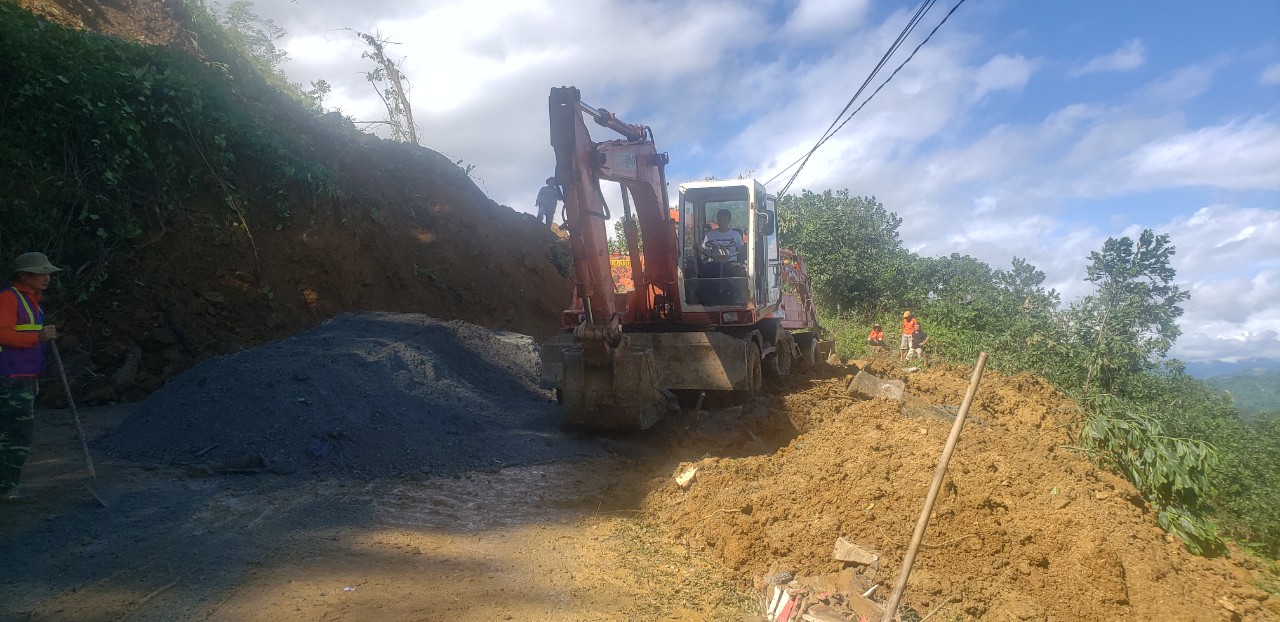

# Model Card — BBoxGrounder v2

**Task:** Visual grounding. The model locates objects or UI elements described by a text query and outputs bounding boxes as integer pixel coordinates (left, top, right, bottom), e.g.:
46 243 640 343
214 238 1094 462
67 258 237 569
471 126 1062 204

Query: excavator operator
697 209 748 305
701 209 746 263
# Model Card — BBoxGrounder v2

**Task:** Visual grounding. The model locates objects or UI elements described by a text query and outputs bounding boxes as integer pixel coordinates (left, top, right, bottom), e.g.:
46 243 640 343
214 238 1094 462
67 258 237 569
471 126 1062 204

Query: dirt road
4 332 1276 621
0 407 758 621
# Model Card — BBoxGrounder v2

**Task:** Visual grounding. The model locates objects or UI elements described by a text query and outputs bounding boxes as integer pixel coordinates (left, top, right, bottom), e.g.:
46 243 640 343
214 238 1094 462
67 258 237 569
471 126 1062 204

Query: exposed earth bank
645 360 1280 620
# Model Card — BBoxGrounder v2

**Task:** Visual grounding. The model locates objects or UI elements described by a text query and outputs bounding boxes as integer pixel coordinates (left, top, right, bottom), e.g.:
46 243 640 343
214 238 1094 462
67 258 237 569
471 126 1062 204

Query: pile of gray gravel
104 313 601 477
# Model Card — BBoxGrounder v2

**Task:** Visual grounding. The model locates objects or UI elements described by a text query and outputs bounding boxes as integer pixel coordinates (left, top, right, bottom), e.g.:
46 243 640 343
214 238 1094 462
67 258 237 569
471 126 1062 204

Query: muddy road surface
0 406 762 621
1 315 775 621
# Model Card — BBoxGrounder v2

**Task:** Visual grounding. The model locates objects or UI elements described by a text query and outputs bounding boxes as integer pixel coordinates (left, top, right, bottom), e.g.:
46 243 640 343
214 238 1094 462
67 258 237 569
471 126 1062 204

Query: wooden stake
881 352 988 622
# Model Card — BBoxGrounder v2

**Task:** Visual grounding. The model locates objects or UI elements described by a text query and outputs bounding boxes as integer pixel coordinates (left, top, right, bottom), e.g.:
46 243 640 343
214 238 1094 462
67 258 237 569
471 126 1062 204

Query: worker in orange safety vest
1 252 60 499
867 323 886 352
898 310 919 360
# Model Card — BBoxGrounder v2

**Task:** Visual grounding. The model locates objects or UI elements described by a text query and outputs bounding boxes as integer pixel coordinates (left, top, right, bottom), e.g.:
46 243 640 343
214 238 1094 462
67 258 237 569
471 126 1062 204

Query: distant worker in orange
1 252 61 499
535 177 563 226
899 310 919 360
867 323 885 352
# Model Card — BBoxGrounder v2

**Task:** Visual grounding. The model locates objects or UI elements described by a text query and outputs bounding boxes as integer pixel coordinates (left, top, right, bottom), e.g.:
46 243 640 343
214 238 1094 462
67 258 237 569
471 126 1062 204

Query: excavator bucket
556 343 669 430
542 331 761 430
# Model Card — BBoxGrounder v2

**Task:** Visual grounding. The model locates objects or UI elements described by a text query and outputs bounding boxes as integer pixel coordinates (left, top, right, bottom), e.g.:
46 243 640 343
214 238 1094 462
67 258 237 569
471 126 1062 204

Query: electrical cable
764 0 936 189
768 0 968 198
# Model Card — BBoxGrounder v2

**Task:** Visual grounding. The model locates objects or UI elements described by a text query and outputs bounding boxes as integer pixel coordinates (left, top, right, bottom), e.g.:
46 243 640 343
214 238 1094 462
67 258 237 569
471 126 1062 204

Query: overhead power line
767 0 969 198
765 0 936 187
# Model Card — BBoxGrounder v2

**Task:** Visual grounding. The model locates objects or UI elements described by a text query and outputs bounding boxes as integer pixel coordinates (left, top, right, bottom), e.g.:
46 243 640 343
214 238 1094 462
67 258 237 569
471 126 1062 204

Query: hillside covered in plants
0 0 573 403
779 189 1280 560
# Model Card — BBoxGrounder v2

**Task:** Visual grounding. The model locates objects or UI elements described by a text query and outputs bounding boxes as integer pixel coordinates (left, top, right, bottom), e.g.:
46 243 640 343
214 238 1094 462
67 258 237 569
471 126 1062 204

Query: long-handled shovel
49 342 111 508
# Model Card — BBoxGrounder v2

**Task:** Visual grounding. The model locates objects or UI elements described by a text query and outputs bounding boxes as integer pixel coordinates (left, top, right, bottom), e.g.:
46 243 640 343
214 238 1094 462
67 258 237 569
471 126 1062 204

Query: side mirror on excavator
756 211 774 236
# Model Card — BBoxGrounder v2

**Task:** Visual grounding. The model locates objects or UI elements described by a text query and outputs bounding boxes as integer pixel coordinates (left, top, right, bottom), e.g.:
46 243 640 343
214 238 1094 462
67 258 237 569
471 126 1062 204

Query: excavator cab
678 180 780 315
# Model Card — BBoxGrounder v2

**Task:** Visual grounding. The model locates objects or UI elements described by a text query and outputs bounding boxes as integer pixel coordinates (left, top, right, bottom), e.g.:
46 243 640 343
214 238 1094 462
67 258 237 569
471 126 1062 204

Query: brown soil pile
50 121 573 405
644 363 1279 620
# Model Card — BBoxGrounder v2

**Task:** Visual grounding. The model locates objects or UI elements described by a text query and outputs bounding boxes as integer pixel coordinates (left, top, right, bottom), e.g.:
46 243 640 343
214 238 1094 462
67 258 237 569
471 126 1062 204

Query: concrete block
844 371 904 401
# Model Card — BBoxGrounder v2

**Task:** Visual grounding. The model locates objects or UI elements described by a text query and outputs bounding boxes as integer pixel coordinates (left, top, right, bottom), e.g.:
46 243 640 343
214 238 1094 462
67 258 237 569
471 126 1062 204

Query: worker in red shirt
899 310 919 360
866 323 885 352
1 252 60 499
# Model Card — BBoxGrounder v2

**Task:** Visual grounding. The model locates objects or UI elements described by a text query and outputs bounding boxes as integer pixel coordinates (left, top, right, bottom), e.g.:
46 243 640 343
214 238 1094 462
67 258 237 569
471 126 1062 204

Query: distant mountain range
1204 367 1280 417
1183 357 1280 379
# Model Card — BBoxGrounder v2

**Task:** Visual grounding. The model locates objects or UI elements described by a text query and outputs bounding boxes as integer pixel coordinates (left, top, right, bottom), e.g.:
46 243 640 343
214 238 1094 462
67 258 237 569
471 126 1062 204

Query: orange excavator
540 86 829 429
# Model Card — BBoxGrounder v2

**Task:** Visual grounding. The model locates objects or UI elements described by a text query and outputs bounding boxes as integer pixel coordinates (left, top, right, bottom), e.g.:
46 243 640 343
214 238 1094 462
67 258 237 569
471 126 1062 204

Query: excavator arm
549 87 680 328
545 86 675 428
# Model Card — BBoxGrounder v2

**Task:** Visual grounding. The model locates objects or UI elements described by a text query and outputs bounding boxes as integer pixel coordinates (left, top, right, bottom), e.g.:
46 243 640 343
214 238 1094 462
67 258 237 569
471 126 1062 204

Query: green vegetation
1208 369 1280 418
0 1 334 298
779 189 1280 558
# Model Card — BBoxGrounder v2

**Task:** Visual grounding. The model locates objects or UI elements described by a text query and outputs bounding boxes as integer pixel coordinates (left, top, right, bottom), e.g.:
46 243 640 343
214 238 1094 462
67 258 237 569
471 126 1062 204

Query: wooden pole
881 352 988 622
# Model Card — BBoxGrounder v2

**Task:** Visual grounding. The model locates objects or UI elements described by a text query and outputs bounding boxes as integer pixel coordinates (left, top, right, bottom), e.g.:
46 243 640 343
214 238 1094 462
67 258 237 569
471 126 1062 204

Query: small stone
832 537 879 565
1051 497 1070 510
675 465 698 490
1094 491 1110 500
201 291 227 304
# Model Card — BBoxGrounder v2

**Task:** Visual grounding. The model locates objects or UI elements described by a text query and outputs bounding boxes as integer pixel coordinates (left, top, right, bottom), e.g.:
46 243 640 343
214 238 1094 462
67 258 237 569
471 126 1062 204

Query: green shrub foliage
780 188 1278 557
0 2 332 299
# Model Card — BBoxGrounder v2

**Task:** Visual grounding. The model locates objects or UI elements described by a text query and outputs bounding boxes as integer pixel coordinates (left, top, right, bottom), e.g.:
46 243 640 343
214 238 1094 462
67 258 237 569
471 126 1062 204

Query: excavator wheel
731 342 764 401
794 333 818 372
764 330 794 378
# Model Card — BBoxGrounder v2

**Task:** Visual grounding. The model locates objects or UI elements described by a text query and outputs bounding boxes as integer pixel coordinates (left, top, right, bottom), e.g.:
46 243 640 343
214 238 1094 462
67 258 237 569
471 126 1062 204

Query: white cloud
1070 38 1147 76
781 0 871 38
1124 116 1280 191
1174 269 1280 361
1162 205 1280 283
972 54 1037 101
1261 62 1280 86
1135 64 1215 104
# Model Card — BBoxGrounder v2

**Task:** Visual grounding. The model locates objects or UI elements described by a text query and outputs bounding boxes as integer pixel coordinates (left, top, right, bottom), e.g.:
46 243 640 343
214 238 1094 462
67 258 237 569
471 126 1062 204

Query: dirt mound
103 313 602 477
643 365 1278 620
50 130 573 405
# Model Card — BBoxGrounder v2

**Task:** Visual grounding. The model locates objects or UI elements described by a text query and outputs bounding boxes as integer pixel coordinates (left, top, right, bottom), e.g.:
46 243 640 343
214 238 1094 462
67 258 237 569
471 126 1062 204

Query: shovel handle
50 342 97 479
881 352 988 621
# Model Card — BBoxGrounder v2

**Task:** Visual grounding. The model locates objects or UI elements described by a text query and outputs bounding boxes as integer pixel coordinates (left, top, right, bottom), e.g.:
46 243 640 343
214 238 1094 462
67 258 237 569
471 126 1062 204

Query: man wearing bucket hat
1 252 60 498
866 323 886 353
535 177 563 226
898 310 919 361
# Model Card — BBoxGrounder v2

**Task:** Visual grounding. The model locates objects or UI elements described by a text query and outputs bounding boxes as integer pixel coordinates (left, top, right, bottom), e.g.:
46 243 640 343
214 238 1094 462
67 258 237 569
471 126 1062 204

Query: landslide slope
3 0 572 402
644 363 1280 620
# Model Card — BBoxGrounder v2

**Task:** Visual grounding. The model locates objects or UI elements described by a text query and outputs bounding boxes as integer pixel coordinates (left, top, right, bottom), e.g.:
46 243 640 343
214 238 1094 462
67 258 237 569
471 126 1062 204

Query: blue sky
259 0 1280 363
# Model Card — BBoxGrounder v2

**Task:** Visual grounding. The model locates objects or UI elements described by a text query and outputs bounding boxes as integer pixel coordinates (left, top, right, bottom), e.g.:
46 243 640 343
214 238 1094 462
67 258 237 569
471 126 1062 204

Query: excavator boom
545 86 674 428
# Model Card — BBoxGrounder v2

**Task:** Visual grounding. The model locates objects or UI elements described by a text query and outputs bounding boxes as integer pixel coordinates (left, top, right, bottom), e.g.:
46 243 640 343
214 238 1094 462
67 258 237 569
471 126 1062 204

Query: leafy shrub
0 2 333 298
1075 391 1222 554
